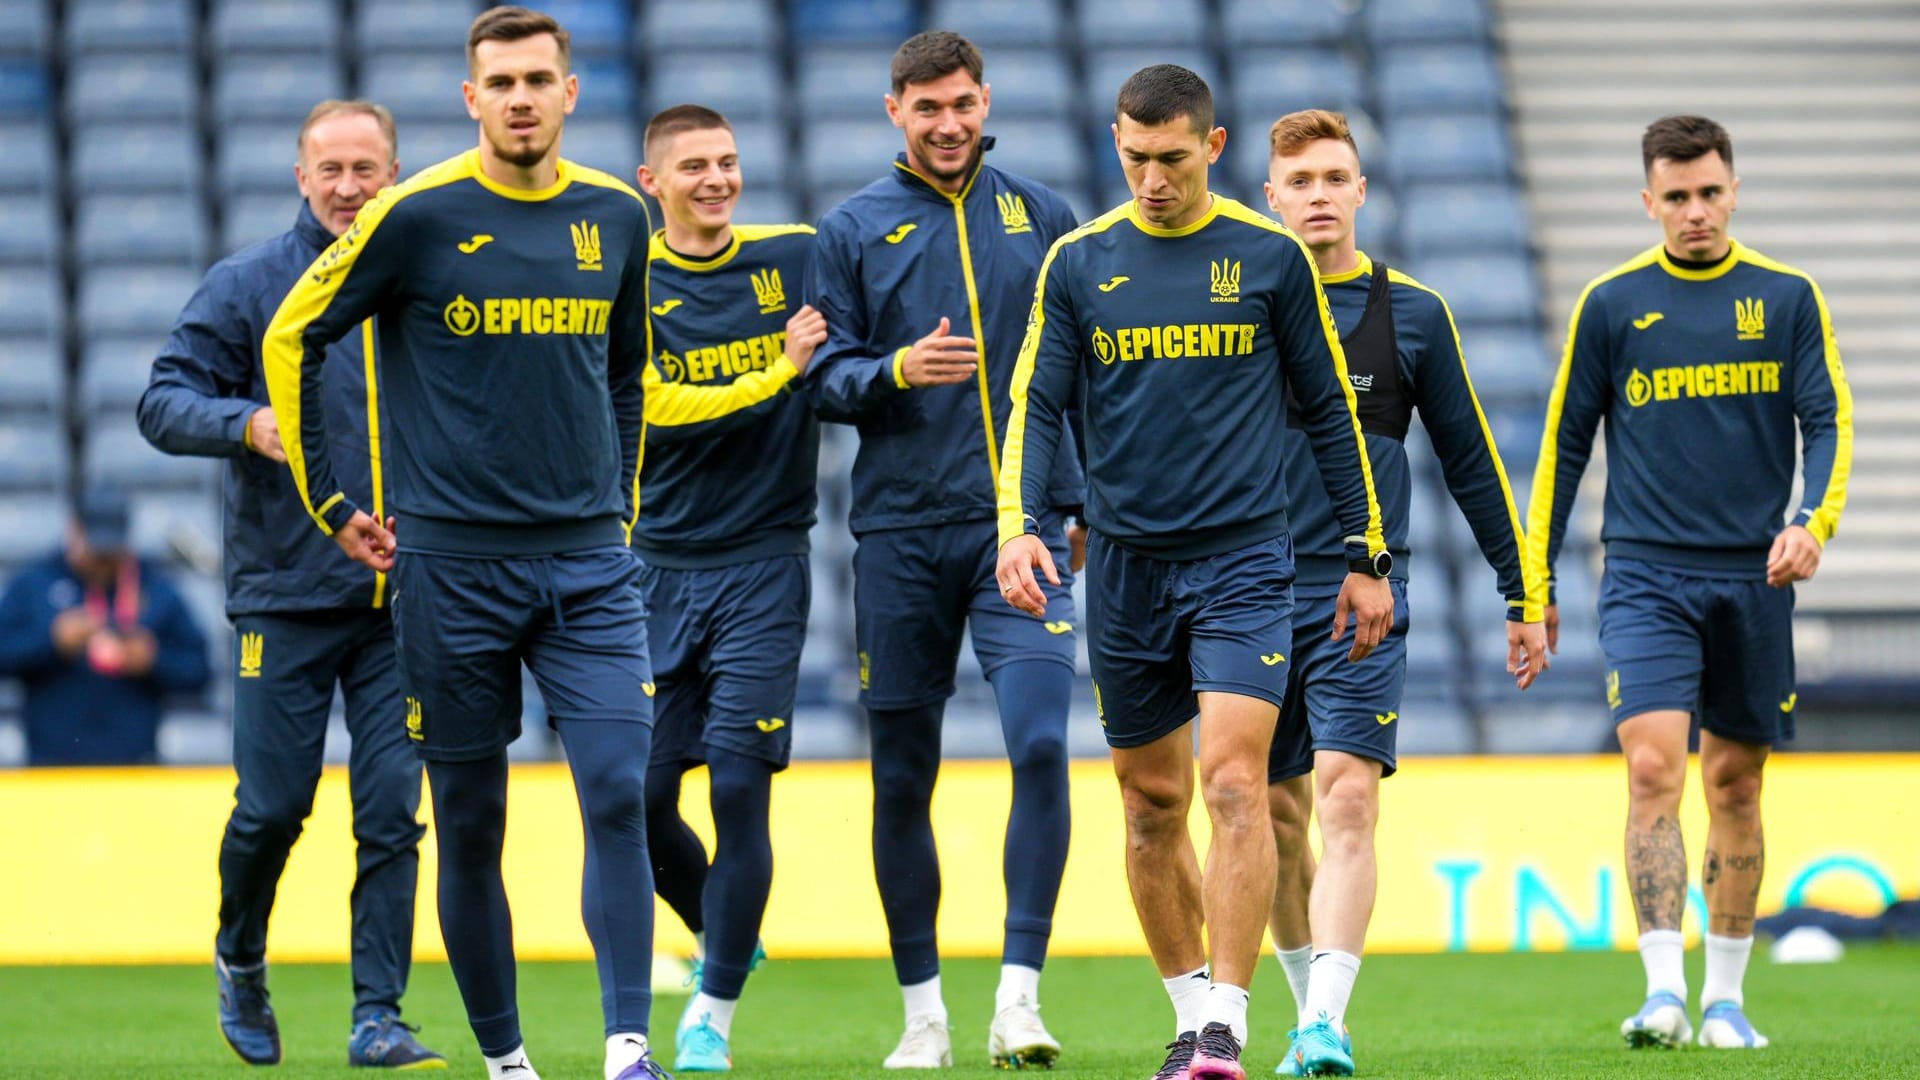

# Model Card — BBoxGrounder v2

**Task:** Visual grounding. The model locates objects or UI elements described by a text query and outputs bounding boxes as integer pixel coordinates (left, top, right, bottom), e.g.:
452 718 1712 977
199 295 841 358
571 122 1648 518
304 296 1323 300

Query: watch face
1373 550 1394 577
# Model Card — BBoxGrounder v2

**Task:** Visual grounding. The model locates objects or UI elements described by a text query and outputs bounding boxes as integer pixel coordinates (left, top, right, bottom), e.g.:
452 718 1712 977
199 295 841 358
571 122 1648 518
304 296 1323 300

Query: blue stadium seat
927 0 1063 48
129 490 224 563
1405 253 1538 328
735 185 802 226
1459 328 1551 404
0 417 66 493
0 337 61 415
0 494 68 566
648 52 784 122
984 119 1088 191
1078 0 1207 48
797 47 895 118
86 420 216 492
221 193 301 254
80 336 162 419
66 55 196 124
0 270 62 338
1220 0 1353 46
210 0 343 55
0 195 57 266
73 124 203 195
77 267 201 338
1384 114 1511 183
75 195 209 268
65 0 195 54
1086 50 1223 113
214 56 349 125
731 119 792 183
1399 184 1530 257
571 57 637 117
0 120 55 192
0 0 51 57
1482 403 1546 476
1375 47 1503 117
1364 0 1490 46
639 0 778 53
1226 49 1364 131
788 0 913 46
525 0 630 57
217 122 302 196
560 118 639 179
399 122 479 174
801 120 903 189
355 0 478 54
1354 187 1400 263
361 52 473 124
0 61 51 117
979 50 1075 118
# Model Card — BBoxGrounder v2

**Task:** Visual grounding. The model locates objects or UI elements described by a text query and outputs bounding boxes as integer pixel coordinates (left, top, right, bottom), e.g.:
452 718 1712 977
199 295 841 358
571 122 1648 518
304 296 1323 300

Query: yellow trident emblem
1735 297 1765 340
996 192 1032 234
570 220 602 271
238 633 264 678
751 267 787 314
406 696 424 741
1210 258 1241 302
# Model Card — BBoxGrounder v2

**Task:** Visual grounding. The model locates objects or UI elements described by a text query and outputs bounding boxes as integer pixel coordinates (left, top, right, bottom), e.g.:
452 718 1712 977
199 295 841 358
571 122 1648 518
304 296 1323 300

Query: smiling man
996 68 1390 1080
1527 114 1852 1053
804 30 1084 1070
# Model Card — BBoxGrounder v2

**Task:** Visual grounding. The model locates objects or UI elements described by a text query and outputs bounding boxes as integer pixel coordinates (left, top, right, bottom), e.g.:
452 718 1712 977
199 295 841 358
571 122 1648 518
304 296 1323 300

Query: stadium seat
1354 187 1400 263
1406 253 1539 328
1482 402 1546 473
788 0 914 46
735 185 802 226
65 0 195 54
77 267 201 338
221 193 301 254
648 52 785 122
560 118 639 179
209 0 343 55
1227 49 1365 128
1455 328 1551 404
525 0 630 57
1383 114 1512 183
1399 184 1531 257
85 420 216 492
977 50 1075 118
354 0 479 54
0 270 62 338
1363 0 1492 46
639 0 779 54
984 119 1089 191
75 196 209 268
214 56 349 125
0 195 57 266
0 120 56 192
805 182 875 222
1375 47 1504 117
0 61 50 117
0 494 68 567
800 120 904 188
65 55 197 124
1220 0 1353 47
797 47 895 118
731 119 793 184
0 337 61 415
0 0 51 57
360 52 474 125
129 490 224 563
73 124 203 195
0 417 67 493
217 122 303 196
927 0 1063 48
79 336 162 419
571 56 637 117
1077 0 1207 48
400 122 480 173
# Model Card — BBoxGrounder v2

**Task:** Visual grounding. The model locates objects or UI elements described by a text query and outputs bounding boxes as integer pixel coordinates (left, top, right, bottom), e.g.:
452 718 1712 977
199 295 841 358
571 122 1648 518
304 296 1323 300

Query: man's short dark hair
890 30 983 96
644 104 732 164
1115 64 1213 136
1642 115 1733 175
467 5 570 73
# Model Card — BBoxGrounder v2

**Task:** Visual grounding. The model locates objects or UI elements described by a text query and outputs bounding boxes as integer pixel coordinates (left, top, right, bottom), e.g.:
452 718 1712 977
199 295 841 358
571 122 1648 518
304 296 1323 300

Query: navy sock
868 701 944 985
698 748 775 1000
558 719 655 1036
423 753 520 1056
645 761 708 937
990 661 1072 970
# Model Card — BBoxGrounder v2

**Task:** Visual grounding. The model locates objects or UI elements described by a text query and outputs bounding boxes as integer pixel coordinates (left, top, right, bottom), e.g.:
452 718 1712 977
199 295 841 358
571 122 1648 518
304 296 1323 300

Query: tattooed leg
1700 731 1770 936
1618 711 1692 933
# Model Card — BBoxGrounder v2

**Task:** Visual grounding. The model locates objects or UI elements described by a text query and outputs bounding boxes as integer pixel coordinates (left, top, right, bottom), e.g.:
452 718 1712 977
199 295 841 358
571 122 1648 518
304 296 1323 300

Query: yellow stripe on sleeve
641 357 800 427
1801 275 1852 546
361 319 386 608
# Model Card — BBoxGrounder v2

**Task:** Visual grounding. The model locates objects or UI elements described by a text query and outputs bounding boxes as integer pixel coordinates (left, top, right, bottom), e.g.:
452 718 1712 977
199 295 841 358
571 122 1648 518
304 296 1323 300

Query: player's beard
916 137 981 187
489 121 560 169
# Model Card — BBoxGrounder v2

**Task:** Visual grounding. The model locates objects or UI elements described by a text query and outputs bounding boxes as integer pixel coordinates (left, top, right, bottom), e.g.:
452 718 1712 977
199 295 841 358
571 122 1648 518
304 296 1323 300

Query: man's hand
1067 521 1088 574
900 316 977 387
245 407 287 463
51 607 98 658
1766 524 1822 588
116 628 158 677
995 533 1058 618
1331 573 1394 662
334 512 397 572
1544 603 1560 654
1507 619 1549 691
783 304 828 375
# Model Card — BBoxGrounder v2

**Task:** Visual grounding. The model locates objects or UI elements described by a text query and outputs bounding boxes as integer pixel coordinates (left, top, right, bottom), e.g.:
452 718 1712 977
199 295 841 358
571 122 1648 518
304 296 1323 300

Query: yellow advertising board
3 755 1914 964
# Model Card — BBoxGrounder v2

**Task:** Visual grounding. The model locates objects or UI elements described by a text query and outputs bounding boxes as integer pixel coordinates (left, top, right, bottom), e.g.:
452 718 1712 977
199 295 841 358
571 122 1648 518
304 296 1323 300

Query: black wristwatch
1347 549 1393 579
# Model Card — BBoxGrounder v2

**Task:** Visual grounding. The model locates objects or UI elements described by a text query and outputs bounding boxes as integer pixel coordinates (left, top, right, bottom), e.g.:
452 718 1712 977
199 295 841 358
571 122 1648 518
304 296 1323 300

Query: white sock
1638 929 1687 1000
900 975 947 1025
486 1045 539 1080
603 1033 646 1080
1701 933 1753 1007
1274 944 1313 1014
1162 965 1210 1037
687 992 739 1039
1201 981 1251 1046
1300 950 1361 1031
995 962 1042 1012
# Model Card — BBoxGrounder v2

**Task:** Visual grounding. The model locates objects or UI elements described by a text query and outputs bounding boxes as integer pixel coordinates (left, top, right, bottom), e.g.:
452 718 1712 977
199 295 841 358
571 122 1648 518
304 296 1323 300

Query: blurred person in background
137 99 445 1069
0 488 210 766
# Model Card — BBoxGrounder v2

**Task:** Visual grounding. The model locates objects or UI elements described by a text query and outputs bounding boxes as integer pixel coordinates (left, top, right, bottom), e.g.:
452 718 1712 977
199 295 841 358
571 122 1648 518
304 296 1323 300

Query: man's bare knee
1119 770 1190 841
1624 741 1685 811
1268 779 1309 851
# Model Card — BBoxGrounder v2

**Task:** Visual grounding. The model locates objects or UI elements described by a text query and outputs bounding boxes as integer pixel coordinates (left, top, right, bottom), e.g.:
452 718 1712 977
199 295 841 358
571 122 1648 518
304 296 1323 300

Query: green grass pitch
5 948 1917 1077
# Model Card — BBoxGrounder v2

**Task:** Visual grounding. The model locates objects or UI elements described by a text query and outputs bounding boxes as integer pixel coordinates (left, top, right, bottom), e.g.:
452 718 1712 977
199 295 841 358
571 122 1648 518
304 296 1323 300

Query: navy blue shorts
389 546 653 762
642 555 809 770
1267 580 1410 782
1598 557 1796 745
852 516 1076 710
1086 532 1296 749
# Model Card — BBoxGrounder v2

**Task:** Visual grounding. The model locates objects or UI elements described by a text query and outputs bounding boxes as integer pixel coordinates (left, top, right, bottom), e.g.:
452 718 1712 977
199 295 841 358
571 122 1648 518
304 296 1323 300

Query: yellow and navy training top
1284 253 1541 621
634 225 820 569
263 149 653 557
1526 240 1852 584
999 196 1386 563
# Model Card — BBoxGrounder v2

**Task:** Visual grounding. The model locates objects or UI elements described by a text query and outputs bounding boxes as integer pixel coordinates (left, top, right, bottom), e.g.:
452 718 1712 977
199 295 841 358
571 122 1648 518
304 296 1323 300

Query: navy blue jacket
806 149 1086 534
138 203 387 615
0 553 211 765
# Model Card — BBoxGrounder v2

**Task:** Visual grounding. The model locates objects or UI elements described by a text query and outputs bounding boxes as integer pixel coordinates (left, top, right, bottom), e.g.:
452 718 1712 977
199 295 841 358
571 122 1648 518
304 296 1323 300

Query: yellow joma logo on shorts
1376 711 1398 726
1045 621 1073 635
755 717 786 733
641 681 656 697
1261 652 1285 666
1780 693 1797 713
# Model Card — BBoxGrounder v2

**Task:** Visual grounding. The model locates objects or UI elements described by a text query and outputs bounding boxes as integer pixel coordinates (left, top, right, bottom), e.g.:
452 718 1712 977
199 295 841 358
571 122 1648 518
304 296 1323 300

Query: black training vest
1286 260 1413 441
